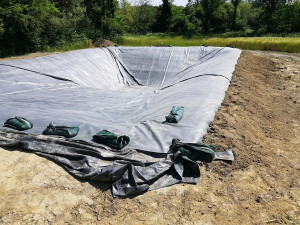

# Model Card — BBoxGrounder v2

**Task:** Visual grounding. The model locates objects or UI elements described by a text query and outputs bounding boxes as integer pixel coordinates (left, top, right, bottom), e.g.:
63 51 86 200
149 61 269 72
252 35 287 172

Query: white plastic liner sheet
0 47 241 153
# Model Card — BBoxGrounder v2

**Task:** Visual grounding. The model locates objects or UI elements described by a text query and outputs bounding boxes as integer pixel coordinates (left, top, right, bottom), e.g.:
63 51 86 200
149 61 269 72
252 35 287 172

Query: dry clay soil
0 50 299 225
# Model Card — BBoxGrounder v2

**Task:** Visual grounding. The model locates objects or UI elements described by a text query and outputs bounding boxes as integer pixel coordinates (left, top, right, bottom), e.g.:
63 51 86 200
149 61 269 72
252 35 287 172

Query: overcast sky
152 0 188 6
129 0 189 6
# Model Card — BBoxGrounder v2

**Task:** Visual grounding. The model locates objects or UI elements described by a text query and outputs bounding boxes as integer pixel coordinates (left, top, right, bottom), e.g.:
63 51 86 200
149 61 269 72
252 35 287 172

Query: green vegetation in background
114 35 300 53
0 0 117 57
42 40 93 52
0 0 300 57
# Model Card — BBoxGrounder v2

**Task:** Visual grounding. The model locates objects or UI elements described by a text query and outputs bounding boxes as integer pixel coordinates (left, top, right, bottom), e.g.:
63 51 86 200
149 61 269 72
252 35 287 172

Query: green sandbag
4 117 33 131
169 139 215 163
93 130 130 150
42 122 79 138
165 106 184 123
173 153 201 184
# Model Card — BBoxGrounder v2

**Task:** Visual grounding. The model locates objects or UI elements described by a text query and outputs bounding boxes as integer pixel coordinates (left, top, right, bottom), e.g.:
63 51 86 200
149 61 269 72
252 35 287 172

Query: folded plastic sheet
0 46 241 153
0 130 179 197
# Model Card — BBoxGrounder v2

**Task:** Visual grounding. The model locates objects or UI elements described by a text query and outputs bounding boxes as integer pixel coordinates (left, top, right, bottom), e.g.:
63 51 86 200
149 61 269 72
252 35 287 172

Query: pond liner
0 47 241 153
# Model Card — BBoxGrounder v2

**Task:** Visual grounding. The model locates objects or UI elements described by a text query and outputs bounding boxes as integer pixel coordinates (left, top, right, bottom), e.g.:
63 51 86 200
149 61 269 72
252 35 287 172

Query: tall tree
52 0 83 13
131 0 157 34
231 0 241 30
0 0 58 56
202 0 225 33
188 0 224 33
155 0 173 32
120 0 129 12
290 0 300 32
253 0 287 32
83 0 118 36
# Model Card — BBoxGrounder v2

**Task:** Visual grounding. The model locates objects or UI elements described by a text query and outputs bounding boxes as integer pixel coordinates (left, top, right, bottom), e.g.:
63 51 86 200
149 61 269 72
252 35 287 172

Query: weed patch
114 35 300 53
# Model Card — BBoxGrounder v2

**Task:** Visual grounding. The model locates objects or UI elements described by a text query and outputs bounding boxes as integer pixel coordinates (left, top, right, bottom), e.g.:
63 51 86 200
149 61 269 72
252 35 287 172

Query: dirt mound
0 51 299 224
93 39 116 47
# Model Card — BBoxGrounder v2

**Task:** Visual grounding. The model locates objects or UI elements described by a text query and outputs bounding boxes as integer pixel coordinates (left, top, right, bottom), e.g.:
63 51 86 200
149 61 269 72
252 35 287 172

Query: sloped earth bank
0 51 299 224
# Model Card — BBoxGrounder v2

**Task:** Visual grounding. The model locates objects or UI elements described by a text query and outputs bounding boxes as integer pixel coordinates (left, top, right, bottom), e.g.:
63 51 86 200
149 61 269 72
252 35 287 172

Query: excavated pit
0 47 241 153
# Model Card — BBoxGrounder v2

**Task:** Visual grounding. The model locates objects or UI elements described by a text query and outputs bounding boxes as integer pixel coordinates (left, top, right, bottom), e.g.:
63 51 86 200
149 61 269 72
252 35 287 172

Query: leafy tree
252 0 287 32
289 0 300 32
0 17 4 56
155 0 173 32
52 0 83 13
0 0 299 58
83 0 118 37
188 0 225 33
47 0 87 43
0 0 58 56
114 0 133 34
231 0 241 30
237 1 263 32
185 1 203 33
130 1 157 34
203 0 225 33
0 18 3 36
212 2 233 32
170 6 193 34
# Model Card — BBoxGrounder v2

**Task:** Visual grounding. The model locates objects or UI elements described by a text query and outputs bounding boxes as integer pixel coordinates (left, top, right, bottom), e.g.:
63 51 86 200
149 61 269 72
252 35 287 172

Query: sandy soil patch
0 52 63 62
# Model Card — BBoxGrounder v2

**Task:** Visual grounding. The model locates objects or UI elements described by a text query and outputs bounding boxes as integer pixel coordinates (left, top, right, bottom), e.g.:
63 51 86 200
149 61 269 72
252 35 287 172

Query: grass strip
114 35 300 53
42 40 94 52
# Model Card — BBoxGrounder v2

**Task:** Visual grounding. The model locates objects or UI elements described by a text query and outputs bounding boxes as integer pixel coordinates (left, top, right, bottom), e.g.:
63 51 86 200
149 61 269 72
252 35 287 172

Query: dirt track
0 50 299 224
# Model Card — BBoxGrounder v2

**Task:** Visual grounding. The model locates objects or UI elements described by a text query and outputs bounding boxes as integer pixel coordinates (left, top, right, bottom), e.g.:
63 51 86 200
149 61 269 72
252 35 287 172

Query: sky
129 0 189 6
151 0 188 6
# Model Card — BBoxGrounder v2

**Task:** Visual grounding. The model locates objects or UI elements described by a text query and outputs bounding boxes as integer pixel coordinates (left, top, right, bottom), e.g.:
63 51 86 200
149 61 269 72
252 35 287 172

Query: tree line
0 0 299 57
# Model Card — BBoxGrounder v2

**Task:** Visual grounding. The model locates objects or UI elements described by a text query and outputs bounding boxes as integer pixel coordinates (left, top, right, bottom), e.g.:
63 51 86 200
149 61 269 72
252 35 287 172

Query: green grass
114 35 300 53
42 39 94 52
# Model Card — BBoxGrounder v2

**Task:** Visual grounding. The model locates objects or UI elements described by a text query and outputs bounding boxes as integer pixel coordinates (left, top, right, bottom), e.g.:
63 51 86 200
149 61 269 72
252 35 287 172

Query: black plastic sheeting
0 47 241 197
0 130 194 197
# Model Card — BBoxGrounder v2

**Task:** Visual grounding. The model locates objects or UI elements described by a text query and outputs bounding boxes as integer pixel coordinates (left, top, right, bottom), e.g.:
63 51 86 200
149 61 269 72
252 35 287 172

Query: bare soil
0 52 62 62
93 39 116 47
0 50 299 225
